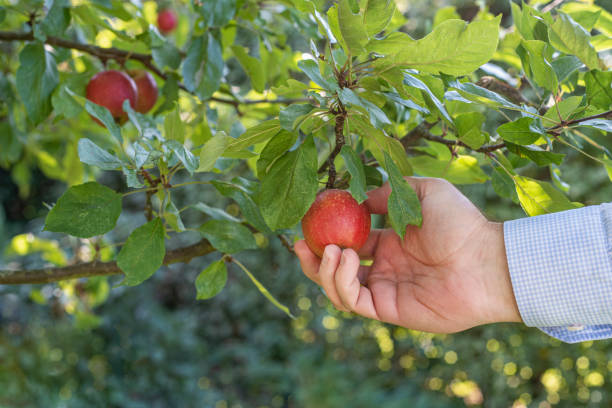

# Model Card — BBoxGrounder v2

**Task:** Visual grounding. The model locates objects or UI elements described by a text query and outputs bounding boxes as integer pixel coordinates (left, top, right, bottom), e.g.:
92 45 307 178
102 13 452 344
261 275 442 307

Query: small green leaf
384 152 422 239
198 220 257 254
226 119 282 153
448 80 520 110
256 130 297 178
197 0 237 27
408 155 489 184
521 40 558 92
338 88 391 128
404 74 453 124
165 201 185 232
182 34 224 100
198 131 231 172
196 259 228 300
363 0 396 36
123 100 161 140
231 45 265 93
85 101 122 143
514 176 582 216
491 167 519 203
340 146 368 203
257 137 318 231
191 202 241 222
505 143 564 166
165 140 199 174
497 117 543 145
78 138 124 170
548 12 601 70
164 106 185 141
211 180 271 233
578 119 612 133
455 112 486 149
45 182 122 238
279 104 315 131
118 218 166 286
16 43 59 125
297 59 338 91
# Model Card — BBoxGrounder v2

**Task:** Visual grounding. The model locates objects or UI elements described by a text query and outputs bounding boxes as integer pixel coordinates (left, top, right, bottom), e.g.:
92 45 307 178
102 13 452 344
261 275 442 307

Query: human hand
295 177 521 333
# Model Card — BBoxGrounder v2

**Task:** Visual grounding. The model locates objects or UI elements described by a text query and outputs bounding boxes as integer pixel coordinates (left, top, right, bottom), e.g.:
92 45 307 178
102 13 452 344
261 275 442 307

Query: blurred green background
2 0 612 407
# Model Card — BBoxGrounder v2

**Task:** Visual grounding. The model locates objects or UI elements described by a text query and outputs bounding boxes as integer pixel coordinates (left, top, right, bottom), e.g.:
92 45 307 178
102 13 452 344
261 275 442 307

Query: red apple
85 70 137 124
301 189 371 258
157 9 178 34
128 70 158 113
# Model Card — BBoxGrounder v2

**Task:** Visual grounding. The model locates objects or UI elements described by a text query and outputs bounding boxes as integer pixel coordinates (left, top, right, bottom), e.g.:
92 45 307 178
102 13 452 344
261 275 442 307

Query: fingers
294 240 321 284
357 229 382 259
318 245 349 311
335 249 379 320
365 176 434 214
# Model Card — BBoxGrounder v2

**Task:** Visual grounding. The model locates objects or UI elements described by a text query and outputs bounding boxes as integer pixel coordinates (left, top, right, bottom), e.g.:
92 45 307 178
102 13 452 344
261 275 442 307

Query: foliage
0 0 611 405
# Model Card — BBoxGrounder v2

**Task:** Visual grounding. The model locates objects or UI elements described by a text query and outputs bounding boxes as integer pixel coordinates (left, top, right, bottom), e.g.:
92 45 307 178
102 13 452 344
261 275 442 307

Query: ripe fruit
128 70 158 113
85 70 137 124
301 189 371 258
157 9 178 34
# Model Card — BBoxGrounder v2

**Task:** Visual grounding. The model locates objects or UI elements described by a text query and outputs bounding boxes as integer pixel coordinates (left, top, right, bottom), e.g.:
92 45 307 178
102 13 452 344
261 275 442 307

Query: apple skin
85 70 137 124
128 70 158 113
301 189 371 258
157 9 178 34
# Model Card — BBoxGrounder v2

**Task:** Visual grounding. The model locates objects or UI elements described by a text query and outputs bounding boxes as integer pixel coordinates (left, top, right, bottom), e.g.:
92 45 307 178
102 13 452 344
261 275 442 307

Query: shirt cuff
504 205 612 328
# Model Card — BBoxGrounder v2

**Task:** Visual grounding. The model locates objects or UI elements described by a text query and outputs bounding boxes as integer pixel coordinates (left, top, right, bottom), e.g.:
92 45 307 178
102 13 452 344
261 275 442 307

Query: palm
363 181 490 332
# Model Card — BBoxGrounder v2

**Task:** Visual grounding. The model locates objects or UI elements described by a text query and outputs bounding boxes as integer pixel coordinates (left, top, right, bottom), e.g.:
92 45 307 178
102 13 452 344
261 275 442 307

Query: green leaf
521 40 558 92
297 59 338 91
165 140 199 174
338 88 391 128
514 176 582 216
151 42 181 70
198 131 231 172
191 202 241 223
257 130 298 178
211 180 271 233
384 152 422 239
123 100 161 140
404 74 453 124
257 137 318 231
584 70 612 110
497 117 543 145
45 182 122 238
340 146 368 203
338 0 369 54
41 0 71 36
551 56 583 84
363 0 396 36
164 105 185 141
578 119 612 133
448 80 520 110
233 259 294 318
52 85 83 119
548 12 601 70
408 155 489 184
84 101 122 143
393 17 500 76
231 46 265 93
182 33 224 100
455 112 486 149
16 43 58 125
78 138 124 170
491 167 518 204
505 143 564 166
195 259 228 300
197 0 237 27
165 201 185 232
155 72 180 115
543 96 583 124
279 104 315 131
198 220 257 254
225 119 282 153
117 218 165 286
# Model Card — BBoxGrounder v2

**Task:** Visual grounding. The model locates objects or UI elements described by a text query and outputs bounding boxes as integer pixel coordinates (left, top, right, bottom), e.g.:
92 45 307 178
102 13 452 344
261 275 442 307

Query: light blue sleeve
503 203 612 343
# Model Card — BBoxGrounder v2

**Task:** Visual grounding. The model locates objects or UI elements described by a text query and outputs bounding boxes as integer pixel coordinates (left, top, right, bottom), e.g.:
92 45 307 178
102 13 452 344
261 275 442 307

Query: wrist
479 222 522 324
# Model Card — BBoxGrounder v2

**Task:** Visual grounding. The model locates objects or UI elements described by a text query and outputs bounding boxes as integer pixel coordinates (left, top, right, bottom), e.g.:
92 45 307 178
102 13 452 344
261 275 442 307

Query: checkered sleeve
504 203 612 343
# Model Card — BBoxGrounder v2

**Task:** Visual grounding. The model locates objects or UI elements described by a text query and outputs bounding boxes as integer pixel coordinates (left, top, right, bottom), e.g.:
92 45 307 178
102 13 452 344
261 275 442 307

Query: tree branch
0 30 306 107
401 122 506 153
547 109 612 132
0 239 215 285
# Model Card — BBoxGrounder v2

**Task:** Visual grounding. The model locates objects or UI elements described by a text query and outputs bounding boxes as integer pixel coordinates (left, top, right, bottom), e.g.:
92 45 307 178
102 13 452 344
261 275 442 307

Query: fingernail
339 250 346 266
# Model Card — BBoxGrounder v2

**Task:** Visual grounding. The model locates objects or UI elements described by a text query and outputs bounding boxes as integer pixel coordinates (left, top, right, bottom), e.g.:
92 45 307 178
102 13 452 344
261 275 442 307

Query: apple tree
0 0 611 317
